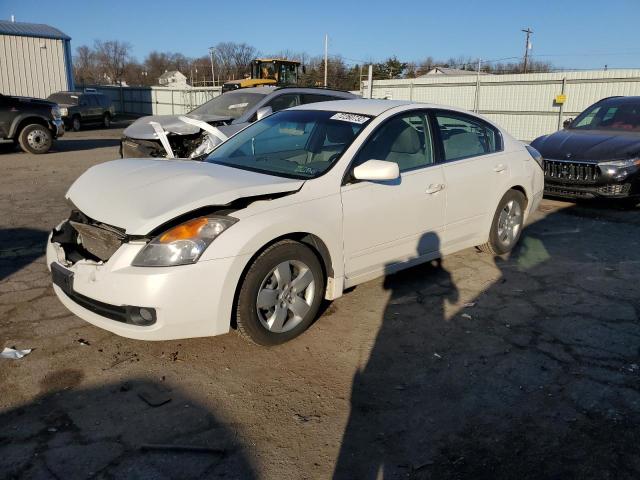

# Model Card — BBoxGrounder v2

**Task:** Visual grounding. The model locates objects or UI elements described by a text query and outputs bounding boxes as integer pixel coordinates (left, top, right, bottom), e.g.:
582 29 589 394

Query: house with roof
158 70 189 88
420 67 492 77
0 18 73 98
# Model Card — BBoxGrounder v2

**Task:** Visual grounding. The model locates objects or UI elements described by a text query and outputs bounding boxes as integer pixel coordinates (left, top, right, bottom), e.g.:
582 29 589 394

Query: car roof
597 96 640 106
289 99 413 116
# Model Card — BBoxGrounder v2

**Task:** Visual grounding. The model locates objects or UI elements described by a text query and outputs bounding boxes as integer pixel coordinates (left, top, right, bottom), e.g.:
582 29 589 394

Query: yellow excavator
221 58 303 93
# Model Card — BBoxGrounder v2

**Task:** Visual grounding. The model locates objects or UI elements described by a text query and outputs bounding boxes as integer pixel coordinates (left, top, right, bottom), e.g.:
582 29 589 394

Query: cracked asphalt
1 126 640 479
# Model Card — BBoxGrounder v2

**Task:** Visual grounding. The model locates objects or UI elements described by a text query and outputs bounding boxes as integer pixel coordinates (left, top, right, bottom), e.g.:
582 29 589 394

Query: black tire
18 124 53 154
103 113 111 128
235 240 325 346
478 189 527 255
71 116 82 132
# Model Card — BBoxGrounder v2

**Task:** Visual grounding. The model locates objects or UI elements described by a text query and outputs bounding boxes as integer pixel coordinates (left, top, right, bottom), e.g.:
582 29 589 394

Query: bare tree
94 40 132 85
73 45 98 85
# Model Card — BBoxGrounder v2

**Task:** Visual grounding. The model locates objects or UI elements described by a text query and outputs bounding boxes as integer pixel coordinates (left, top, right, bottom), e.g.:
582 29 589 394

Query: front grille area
544 159 599 183
51 210 127 263
544 184 595 198
597 183 632 196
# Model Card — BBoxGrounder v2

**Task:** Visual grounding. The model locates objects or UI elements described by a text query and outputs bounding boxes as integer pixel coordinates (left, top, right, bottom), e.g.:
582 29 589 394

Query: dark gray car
120 86 357 159
47 92 116 131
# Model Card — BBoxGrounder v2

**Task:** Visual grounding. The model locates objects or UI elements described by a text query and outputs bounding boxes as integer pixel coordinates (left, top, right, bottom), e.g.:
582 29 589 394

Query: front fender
9 113 52 137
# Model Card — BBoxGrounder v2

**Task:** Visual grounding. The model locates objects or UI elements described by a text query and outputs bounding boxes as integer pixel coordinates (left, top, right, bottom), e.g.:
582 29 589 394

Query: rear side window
435 112 501 161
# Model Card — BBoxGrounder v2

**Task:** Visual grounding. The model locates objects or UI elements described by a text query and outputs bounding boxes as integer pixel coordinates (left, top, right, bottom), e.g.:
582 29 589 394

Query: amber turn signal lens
159 217 209 243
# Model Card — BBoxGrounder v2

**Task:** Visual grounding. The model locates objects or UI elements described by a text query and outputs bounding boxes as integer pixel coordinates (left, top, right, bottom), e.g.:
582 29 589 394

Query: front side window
206 110 369 179
354 112 434 172
301 94 341 104
267 94 300 113
572 101 640 131
435 112 500 161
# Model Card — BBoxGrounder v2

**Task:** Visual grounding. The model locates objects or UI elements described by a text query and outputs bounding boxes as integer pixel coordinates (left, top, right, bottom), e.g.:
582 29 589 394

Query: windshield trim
207 160 312 180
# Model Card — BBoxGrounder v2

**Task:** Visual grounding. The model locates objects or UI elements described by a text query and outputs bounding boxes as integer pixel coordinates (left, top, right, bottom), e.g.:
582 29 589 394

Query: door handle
493 164 507 173
426 183 445 194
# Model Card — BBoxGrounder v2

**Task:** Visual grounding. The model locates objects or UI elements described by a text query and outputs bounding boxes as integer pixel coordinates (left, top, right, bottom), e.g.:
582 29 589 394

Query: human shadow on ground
335 206 640 479
0 377 257 479
0 228 49 281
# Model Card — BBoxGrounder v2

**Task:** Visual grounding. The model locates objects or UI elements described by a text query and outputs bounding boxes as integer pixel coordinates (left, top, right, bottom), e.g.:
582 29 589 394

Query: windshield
47 93 78 105
189 91 267 119
205 110 371 179
571 101 640 131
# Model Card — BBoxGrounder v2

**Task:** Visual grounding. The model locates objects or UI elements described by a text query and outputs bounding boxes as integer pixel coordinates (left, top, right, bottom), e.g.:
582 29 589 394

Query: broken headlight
132 216 237 267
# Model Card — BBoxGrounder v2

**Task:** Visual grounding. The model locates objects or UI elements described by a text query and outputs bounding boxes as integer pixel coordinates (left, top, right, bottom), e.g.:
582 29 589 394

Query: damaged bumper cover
47 217 251 341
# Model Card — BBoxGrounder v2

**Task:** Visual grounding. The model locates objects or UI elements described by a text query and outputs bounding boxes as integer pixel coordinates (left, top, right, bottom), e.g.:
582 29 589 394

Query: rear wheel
479 190 526 255
18 124 53 154
235 240 325 346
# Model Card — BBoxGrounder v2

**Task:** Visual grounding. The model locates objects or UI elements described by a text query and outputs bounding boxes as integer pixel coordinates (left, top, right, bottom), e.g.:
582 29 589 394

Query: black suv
0 93 64 154
47 91 116 131
531 96 640 207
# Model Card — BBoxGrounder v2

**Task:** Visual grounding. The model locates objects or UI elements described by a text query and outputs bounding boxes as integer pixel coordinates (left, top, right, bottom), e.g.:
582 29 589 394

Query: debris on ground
463 302 476 307
137 385 172 407
140 443 225 454
77 338 90 346
1 347 32 359
433 353 442 359
461 313 473 320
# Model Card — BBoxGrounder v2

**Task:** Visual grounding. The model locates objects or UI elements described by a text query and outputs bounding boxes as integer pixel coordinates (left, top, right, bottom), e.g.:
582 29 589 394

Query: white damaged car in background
120 86 357 159
49 99 543 346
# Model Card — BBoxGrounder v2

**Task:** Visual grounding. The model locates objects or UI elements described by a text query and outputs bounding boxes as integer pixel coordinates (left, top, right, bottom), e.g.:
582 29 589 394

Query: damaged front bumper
46 227 250 341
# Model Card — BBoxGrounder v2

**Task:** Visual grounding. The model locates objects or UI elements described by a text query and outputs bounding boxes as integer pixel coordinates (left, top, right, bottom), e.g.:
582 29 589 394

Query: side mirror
353 160 400 182
256 106 273 121
563 118 573 129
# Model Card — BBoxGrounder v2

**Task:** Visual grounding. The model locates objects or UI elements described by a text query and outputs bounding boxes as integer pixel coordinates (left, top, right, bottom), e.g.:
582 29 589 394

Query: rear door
341 111 446 284
432 110 509 247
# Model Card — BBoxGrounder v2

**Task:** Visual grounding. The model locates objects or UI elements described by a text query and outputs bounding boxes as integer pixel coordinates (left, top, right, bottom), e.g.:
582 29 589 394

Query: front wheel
103 113 111 128
71 116 81 131
18 124 53 154
235 240 325 346
478 190 526 255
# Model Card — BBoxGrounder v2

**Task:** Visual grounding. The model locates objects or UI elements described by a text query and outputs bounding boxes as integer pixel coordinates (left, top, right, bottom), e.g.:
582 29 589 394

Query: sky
1 0 638 70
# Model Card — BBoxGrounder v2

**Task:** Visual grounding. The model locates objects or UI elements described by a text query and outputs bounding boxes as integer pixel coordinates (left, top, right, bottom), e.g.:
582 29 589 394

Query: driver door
341 111 446 285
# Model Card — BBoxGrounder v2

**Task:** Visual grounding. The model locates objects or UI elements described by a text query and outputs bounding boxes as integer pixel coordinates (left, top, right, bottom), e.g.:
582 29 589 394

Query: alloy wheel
496 199 522 248
256 260 316 333
27 128 49 151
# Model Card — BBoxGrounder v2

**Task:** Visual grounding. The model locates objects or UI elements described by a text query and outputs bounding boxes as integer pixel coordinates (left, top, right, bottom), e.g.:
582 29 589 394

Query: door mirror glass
353 159 400 181
256 106 273 121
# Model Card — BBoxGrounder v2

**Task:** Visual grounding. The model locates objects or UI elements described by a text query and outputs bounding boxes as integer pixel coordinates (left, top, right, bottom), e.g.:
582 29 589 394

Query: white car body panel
49 99 544 341
66 159 304 234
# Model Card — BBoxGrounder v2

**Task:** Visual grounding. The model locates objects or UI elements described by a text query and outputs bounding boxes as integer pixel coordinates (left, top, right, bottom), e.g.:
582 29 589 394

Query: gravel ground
1 126 640 479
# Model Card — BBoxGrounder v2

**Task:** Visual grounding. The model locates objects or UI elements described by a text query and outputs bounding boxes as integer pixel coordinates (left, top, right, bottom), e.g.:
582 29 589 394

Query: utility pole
208 47 216 87
324 34 328 87
522 28 533 73
474 58 482 113
366 64 373 99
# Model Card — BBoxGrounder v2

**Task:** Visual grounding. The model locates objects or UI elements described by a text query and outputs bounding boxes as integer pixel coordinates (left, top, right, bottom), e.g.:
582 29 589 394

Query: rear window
47 93 78 105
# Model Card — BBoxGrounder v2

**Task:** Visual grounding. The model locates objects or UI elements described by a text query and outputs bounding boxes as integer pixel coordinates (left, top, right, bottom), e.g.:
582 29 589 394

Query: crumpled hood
66 159 304 234
531 129 640 161
123 113 234 140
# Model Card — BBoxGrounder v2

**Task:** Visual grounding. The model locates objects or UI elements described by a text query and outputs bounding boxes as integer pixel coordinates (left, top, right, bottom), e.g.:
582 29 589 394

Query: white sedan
48 100 544 345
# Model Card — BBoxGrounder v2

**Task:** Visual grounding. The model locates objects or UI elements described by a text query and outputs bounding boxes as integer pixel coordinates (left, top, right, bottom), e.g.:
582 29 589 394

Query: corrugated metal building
0 20 74 99
365 69 640 141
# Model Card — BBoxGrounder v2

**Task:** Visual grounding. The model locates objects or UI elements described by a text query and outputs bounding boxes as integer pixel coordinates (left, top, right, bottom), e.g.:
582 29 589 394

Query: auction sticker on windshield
330 112 369 124
228 103 250 110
